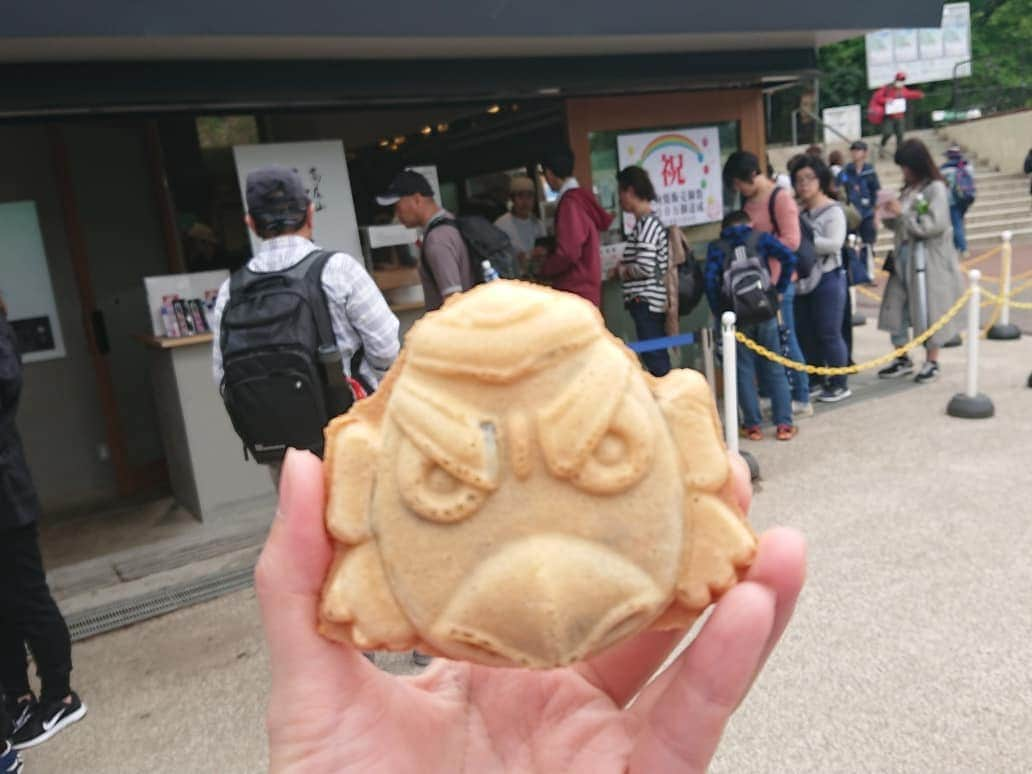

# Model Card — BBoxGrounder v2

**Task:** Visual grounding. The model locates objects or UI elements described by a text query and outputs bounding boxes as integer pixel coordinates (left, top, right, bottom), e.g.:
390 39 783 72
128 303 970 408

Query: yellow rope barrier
983 278 1032 311
960 245 1003 269
735 289 972 376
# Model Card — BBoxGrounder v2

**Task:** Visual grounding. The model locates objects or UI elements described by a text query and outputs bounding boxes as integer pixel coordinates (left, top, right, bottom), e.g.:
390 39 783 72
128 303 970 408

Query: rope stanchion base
986 323 1021 341
946 392 994 419
942 333 963 348
740 450 761 482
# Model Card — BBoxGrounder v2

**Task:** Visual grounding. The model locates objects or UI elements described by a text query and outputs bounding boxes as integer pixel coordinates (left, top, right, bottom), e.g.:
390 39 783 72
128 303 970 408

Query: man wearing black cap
839 140 881 258
210 164 400 438
377 170 473 311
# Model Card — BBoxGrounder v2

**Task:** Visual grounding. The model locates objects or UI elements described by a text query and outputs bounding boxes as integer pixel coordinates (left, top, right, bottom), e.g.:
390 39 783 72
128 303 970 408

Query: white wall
0 125 117 511
941 109 1032 174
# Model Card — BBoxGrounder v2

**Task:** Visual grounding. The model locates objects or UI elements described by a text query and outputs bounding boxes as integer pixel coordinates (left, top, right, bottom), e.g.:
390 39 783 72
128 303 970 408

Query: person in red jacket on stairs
869 72 925 158
535 146 614 306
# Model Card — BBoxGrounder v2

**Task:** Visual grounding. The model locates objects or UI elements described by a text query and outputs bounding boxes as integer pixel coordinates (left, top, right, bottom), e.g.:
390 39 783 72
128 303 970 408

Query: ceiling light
393 135 406 145
486 104 501 114
436 122 449 133
378 138 390 148
420 125 433 136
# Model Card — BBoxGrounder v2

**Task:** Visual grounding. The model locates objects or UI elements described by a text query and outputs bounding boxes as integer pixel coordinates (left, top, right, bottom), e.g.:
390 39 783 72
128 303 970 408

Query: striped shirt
210 235 400 388
620 212 669 313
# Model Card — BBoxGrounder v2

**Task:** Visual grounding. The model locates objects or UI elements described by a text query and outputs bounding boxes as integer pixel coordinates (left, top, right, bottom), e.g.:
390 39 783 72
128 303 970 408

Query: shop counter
138 332 276 522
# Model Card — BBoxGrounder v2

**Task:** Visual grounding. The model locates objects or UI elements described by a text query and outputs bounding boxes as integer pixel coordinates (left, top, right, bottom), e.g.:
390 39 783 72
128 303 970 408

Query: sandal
740 425 763 441
776 424 798 441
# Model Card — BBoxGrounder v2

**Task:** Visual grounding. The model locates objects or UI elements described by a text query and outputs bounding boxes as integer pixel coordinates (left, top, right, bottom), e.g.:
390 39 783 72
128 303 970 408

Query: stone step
876 225 1032 251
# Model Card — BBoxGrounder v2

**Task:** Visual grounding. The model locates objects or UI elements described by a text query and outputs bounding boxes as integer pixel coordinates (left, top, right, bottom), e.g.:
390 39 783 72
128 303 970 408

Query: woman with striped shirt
615 166 670 376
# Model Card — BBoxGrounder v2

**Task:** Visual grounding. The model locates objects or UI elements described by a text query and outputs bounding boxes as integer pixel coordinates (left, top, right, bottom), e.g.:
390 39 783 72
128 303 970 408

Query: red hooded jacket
873 84 925 118
539 186 614 306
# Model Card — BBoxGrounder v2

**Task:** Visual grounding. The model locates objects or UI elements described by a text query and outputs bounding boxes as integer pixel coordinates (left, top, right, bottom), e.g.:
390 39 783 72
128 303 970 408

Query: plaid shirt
211 236 400 388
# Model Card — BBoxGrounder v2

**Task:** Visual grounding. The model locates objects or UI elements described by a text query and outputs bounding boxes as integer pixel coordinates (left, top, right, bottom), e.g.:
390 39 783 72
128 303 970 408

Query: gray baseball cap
245 165 309 218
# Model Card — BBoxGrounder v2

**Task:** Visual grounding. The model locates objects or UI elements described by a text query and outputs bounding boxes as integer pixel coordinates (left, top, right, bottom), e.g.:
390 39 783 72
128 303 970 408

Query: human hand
884 198 903 217
257 449 806 773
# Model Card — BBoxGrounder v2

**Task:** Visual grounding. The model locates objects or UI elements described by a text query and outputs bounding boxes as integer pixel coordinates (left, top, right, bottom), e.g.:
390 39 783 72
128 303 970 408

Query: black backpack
719 231 779 326
219 250 360 464
670 226 705 315
426 216 518 283
769 187 818 280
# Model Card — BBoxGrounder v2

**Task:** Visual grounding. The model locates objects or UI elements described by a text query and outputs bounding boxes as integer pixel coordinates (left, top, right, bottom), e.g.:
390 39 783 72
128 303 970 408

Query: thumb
255 449 371 691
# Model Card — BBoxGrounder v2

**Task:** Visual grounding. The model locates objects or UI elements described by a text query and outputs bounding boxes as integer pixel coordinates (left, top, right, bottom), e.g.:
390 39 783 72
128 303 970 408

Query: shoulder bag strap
767 187 782 236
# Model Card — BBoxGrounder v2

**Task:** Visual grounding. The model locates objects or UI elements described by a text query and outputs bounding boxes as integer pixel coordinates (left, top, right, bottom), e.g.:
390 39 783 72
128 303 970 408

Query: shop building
1 1 942 532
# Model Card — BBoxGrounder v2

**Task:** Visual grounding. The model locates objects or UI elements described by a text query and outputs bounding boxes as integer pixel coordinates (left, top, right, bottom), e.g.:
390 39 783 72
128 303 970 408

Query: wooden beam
145 120 186 274
47 124 134 497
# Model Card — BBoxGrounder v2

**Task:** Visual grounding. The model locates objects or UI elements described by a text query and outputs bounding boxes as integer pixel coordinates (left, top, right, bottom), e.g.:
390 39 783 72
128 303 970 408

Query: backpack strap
297 250 337 351
767 187 783 237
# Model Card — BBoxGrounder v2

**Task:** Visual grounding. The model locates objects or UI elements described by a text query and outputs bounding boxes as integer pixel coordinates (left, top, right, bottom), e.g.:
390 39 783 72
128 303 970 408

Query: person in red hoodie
871 72 924 158
534 146 614 306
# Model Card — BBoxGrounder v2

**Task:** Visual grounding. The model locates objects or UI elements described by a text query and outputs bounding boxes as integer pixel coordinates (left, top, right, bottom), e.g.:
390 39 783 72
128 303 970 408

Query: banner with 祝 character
616 127 723 234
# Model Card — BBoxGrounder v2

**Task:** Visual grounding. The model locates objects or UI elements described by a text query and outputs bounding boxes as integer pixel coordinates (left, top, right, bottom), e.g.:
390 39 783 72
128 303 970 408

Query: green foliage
816 0 1031 123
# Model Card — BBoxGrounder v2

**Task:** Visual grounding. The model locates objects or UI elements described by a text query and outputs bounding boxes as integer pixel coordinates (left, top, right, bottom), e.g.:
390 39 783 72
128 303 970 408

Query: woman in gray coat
877 139 965 383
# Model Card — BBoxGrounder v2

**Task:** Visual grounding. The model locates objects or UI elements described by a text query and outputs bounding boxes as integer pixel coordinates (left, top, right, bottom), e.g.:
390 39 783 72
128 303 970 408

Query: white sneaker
792 400 815 417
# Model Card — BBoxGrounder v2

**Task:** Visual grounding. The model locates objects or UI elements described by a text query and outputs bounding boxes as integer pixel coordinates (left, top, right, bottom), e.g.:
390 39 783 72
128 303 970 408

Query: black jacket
0 315 41 529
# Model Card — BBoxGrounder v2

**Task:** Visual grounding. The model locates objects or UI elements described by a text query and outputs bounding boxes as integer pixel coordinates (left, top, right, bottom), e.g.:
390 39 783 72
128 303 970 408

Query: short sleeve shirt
420 210 473 310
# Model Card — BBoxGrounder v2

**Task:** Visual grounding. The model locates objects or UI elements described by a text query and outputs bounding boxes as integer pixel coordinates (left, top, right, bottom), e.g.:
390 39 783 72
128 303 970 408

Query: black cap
376 170 435 206
245 165 309 219
849 140 868 151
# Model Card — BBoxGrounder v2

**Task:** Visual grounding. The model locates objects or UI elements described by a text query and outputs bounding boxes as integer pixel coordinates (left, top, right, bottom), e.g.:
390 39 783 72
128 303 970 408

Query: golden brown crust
317 281 757 668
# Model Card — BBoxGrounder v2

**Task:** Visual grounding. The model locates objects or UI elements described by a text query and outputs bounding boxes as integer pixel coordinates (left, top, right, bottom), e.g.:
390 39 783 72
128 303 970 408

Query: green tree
816 0 1031 127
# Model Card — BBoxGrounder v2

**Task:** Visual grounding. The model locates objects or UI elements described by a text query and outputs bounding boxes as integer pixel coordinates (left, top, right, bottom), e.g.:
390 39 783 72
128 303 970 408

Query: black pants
0 523 73 703
627 298 671 377
880 117 904 152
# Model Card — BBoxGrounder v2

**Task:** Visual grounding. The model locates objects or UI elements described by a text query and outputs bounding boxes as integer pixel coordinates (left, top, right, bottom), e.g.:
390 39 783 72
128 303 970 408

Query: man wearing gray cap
210 165 399 480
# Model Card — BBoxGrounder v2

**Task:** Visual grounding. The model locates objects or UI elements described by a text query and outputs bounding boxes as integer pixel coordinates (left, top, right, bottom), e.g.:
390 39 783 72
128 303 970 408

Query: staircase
767 129 1032 255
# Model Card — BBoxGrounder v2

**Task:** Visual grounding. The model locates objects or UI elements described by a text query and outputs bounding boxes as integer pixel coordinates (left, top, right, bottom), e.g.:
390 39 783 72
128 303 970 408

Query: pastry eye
396 436 488 523
570 395 653 495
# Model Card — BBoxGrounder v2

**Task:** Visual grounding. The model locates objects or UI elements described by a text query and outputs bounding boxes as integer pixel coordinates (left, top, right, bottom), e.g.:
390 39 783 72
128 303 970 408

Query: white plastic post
999 231 1013 328
965 270 981 399
721 311 738 454
701 327 716 398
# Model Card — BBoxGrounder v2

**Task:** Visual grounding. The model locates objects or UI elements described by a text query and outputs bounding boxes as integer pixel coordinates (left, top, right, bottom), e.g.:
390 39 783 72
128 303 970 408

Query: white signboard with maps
866 2 971 89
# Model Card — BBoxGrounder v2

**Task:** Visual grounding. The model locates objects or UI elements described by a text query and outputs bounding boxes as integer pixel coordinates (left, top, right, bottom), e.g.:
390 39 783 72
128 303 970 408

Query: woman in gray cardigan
877 139 965 383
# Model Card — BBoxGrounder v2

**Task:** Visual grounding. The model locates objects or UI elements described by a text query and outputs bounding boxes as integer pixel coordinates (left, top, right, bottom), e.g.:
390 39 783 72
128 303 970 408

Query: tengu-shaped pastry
319 281 756 668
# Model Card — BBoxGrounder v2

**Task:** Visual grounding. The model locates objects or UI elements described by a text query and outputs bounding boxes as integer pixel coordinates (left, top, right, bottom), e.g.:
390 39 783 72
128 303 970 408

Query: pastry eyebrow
391 378 498 489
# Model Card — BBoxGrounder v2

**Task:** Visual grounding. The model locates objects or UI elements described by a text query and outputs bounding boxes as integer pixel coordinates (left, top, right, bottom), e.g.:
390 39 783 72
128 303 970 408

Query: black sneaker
11 692 87 751
817 386 853 403
878 357 914 378
914 361 940 384
3 695 35 740
0 741 22 773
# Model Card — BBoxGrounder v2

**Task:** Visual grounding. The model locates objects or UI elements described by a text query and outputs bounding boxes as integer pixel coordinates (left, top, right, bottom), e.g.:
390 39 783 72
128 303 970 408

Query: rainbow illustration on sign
635 133 706 165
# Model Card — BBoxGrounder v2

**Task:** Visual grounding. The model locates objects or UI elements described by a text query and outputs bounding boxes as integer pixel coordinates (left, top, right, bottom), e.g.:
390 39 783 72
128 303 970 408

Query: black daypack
719 231 778 326
219 250 359 464
768 187 818 280
426 216 518 283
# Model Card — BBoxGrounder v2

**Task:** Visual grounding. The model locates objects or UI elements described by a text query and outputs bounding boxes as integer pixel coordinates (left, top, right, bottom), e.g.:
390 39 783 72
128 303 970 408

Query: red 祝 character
661 153 686 187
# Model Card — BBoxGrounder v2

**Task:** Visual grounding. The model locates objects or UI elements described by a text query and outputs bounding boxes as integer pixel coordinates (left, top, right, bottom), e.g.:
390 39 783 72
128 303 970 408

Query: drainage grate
66 565 256 642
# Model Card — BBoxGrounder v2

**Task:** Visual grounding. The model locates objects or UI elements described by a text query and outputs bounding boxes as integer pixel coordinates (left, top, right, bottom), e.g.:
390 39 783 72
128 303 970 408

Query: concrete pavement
22 320 1032 773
